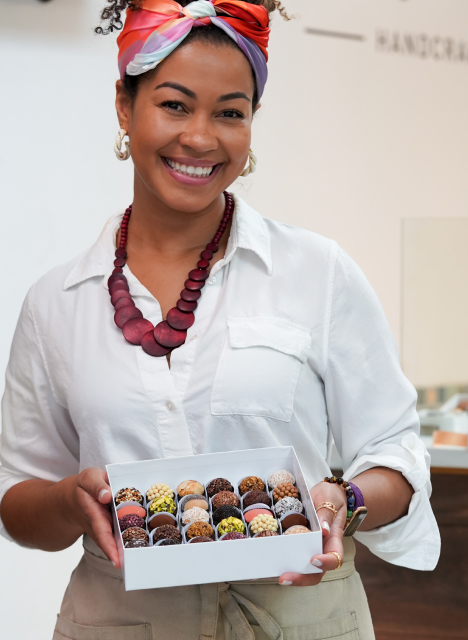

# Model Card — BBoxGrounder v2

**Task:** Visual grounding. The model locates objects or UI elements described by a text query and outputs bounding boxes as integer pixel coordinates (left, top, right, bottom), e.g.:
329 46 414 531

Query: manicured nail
280 580 293 586
311 558 322 567
321 521 330 532
112 561 116 567
99 489 110 500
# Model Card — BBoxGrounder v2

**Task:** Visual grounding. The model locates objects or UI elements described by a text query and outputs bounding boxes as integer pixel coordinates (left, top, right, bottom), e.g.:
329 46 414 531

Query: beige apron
53 536 375 640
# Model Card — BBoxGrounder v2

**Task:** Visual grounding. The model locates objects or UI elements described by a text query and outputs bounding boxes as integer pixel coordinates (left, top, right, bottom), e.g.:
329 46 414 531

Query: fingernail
322 521 330 532
311 558 322 567
280 580 293 586
99 489 110 500
112 561 116 567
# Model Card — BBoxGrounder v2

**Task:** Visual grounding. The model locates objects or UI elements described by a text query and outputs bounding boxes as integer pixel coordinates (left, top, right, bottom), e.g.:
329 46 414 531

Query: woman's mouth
162 157 221 185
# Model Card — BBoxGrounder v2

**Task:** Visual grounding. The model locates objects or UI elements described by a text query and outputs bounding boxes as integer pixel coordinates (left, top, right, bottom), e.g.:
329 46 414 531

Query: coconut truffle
267 470 295 489
206 478 234 498
239 476 265 496
212 505 242 526
212 491 240 511
274 497 304 518
243 490 271 509
182 507 210 525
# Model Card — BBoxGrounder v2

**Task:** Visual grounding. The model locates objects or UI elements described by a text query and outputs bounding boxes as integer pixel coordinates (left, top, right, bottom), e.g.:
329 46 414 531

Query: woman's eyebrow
217 92 250 102
154 82 196 99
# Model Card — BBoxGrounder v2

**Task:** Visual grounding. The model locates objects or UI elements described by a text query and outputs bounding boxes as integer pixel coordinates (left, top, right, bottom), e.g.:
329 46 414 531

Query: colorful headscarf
117 0 270 98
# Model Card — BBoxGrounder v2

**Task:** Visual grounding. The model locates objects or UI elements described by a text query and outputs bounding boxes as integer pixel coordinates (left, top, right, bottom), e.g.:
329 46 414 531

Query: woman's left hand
278 481 348 586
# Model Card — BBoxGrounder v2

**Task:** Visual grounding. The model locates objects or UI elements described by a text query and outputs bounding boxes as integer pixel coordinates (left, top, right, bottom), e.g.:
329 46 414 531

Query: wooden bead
167 308 195 331
154 321 187 348
114 306 143 329
197 259 210 269
184 279 205 291
141 331 171 357
123 318 154 346
114 257 126 268
108 273 126 288
111 289 132 306
206 243 219 252
188 269 208 282
200 250 213 261
180 289 201 302
115 248 127 259
177 299 197 312
114 297 135 310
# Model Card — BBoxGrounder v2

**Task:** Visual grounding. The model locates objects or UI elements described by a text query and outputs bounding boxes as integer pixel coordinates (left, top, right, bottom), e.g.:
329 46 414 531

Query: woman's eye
162 101 184 112
220 109 244 119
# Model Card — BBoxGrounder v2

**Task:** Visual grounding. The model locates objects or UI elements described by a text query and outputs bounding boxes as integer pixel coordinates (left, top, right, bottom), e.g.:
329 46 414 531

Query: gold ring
316 502 338 519
327 551 343 570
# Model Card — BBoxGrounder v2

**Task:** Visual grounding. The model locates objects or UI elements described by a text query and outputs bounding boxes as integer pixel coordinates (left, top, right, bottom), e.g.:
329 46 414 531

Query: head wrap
117 0 270 98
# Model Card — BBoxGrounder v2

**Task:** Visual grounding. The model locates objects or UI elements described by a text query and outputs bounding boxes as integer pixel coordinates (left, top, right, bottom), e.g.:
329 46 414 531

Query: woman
0 1 440 638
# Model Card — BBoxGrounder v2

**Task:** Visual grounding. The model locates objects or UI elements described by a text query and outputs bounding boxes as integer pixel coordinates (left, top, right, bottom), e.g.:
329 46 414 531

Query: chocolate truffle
243 490 271 508
249 514 278 534
146 483 174 501
267 470 295 489
125 538 149 548
183 497 209 511
222 532 247 541
148 496 176 515
182 507 210 525
177 480 204 498
239 476 265 496
148 513 177 530
244 508 273 524
272 483 300 504
274 497 304 518
212 491 240 511
117 505 146 520
284 525 311 535
152 525 182 544
157 539 179 546
115 487 144 506
122 526 149 544
186 522 214 540
218 517 245 536
254 530 279 538
206 478 234 498
212 505 242 526
119 514 146 532
189 536 214 544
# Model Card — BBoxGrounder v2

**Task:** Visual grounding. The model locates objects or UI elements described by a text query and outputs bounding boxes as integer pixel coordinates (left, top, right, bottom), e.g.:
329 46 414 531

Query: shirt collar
62 194 272 291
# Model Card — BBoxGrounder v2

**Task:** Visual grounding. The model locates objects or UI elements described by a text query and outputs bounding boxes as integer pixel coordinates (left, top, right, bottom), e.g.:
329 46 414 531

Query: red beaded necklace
108 191 234 357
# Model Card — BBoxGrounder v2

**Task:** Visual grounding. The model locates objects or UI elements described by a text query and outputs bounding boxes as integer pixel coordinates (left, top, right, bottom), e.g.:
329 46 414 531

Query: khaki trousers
53 535 375 640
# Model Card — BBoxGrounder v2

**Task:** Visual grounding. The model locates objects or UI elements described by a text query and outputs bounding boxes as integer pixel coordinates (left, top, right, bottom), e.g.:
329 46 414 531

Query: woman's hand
278 481 347 586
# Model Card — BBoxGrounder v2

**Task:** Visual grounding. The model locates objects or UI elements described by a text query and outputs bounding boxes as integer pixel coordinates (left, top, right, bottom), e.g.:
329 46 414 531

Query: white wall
1 0 468 637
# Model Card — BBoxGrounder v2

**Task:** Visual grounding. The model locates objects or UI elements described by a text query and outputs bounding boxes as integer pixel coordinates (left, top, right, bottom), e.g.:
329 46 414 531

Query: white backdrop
1 0 468 637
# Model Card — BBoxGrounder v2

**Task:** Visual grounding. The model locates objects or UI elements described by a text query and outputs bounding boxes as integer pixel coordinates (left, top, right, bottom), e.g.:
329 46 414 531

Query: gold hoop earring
114 128 130 161
240 148 257 177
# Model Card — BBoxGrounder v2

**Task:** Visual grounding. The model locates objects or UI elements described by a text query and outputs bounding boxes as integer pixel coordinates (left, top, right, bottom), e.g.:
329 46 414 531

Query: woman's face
116 41 256 213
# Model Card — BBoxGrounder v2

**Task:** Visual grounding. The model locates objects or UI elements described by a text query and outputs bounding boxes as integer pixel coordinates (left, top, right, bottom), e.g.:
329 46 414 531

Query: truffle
272 483 300 503
218 517 245 536
243 490 271 509
274 497 304 518
267 470 295 489
157 539 179 546
222 532 247 541
280 513 309 531
183 497 209 511
212 491 240 511
148 513 177 530
254 530 279 538
177 480 204 498
284 525 311 535
146 483 174 501
186 522 214 540
117 505 146 520
119 514 146 532
115 487 144 506
206 478 234 498
182 507 210 525
244 508 273 524
148 496 177 515
239 476 265 496
122 527 149 544
189 536 214 543
124 538 149 548
249 514 278 534
212 505 242 526
152 525 182 544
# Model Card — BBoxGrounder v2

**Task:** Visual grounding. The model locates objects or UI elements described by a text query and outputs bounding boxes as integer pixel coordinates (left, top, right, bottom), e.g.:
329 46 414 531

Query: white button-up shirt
0 196 440 569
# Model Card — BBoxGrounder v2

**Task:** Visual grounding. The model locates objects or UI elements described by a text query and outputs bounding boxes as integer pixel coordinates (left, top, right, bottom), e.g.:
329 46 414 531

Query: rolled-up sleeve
0 286 79 542
324 247 440 570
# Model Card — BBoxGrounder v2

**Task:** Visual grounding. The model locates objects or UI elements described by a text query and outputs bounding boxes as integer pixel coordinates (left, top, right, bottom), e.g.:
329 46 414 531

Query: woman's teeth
165 158 215 177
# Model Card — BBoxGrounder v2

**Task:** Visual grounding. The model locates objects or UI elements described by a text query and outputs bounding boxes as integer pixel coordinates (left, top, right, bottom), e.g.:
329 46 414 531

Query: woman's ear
254 101 262 115
115 79 132 131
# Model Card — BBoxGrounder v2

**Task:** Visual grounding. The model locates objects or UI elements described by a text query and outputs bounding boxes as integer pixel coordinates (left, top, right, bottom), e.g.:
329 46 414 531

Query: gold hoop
327 551 343 570
316 502 338 519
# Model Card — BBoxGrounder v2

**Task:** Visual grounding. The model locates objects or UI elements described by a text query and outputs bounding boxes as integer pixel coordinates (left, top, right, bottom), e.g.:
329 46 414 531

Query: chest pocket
211 316 311 422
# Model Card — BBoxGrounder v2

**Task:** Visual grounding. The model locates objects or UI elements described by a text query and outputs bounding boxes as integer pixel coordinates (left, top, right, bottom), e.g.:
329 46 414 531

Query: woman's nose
179 114 218 153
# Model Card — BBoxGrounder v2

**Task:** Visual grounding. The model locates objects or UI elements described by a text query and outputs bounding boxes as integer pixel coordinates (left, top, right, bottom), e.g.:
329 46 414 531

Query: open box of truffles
107 446 322 590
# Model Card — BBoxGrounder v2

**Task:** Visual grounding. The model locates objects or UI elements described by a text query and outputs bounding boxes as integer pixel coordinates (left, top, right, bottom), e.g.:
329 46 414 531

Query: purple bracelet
348 482 365 510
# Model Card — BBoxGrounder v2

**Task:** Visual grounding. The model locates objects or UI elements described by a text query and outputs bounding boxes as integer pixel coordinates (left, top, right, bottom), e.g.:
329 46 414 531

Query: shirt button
166 401 175 412
208 276 217 284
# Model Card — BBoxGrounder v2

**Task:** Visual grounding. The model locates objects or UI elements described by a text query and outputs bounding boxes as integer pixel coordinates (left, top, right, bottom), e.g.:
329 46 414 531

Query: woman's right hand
68 468 120 568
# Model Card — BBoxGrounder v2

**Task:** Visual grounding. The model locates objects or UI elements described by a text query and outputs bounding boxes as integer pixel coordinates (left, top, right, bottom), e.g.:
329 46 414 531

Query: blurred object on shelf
418 393 468 437
432 431 468 449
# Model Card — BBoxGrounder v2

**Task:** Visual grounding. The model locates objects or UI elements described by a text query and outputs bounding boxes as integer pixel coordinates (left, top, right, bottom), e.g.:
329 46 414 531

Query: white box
107 446 322 590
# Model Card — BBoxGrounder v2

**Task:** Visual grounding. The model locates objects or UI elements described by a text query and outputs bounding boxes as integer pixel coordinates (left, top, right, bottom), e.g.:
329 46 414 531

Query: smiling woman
0 1 440 639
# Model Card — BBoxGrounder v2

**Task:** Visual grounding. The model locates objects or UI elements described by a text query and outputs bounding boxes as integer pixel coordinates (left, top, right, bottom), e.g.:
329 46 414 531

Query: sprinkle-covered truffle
115 487 144 506
119 514 146 532
243 490 271 508
125 538 149 548
177 480 204 498
284 525 311 535
183 497 209 511
206 478 234 498
218 517 245 536
152 525 182 544
222 532 247 541
148 496 177 515
146 483 174 501
267 470 295 489
239 476 265 496
274 497 304 518
122 527 149 544
186 522 214 540
182 507 210 525
254 530 279 538
212 505 242 526
272 483 300 504
190 536 214 544
212 491 240 511
249 514 278 534
157 539 179 546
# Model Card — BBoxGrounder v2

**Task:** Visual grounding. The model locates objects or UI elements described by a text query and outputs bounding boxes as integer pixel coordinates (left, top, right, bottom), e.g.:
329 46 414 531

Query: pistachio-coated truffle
239 476 265 496
149 496 176 515
218 517 245 536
